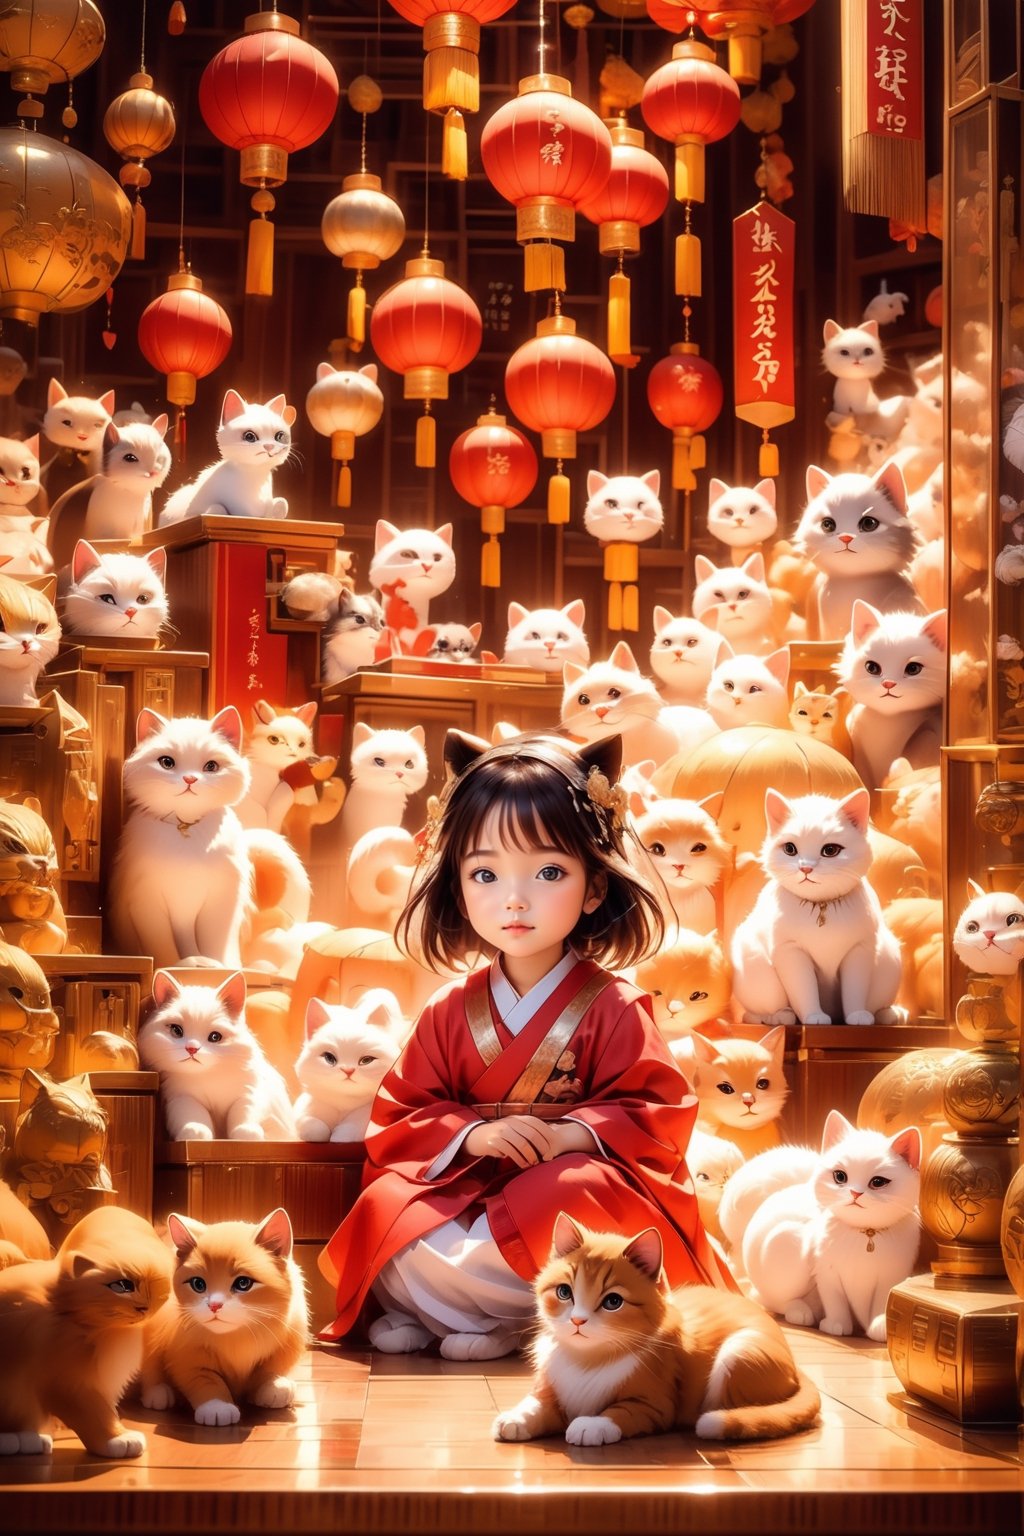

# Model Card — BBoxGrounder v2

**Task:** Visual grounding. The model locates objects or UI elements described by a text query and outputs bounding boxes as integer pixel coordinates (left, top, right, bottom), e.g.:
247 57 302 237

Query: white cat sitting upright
368 519 456 649
822 318 886 420
0 435 50 576
502 600 590 673
158 391 295 525
648 609 727 705
79 417 171 542
836 600 946 791
293 990 406 1142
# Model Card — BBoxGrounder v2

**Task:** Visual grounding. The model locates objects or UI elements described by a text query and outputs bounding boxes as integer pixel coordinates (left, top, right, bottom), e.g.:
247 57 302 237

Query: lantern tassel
675 140 705 203
348 280 366 348
548 468 570 524
481 536 501 588
130 196 147 261
608 582 624 631
168 1 186 34
415 407 436 468
675 230 702 297
759 430 779 477
524 242 565 294
247 189 276 298
173 407 186 464
337 463 352 507
608 269 633 366
442 108 468 181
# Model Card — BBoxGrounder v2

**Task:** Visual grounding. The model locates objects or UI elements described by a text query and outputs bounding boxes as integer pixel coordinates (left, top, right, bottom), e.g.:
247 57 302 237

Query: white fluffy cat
691 552 778 657
0 573 61 706
139 969 296 1140
502 600 590 673
62 540 169 640
648 609 727 705
705 647 790 730
159 391 296 526
629 794 732 936
795 461 922 640
427 622 481 662
236 700 318 834
582 469 663 543
321 589 387 684
0 435 50 576
952 879 1024 975
719 1110 922 1342
836 601 946 790
345 827 419 933
77 418 171 542
338 723 429 856
561 642 719 767
731 787 903 1026
42 378 115 480
293 990 406 1142
706 477 778 563
108 707 253 969
822 318 886 418
368 519 456 648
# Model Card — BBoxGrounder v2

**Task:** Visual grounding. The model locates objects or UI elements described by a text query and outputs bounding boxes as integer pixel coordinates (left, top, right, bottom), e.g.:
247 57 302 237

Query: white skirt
372 1210 536 1339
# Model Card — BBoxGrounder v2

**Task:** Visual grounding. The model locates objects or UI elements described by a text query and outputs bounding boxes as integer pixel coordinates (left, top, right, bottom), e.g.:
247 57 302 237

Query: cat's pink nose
882 679 896 690
595 706 609 718
207 1299 223 1313
570 1315 586 1329
342 1068 354 1078
124 607 137 618
742 1092 755 1106
984 929 997 941
839 534 854 545
185 1045 199 1057
182 774 198 785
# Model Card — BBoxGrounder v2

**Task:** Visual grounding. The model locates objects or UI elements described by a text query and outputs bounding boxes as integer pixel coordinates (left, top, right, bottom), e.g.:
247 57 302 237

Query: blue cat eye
232 1276 255 1292
322 1052 338 1066
601 1293 624 1311
108 1277 136 1293
555 1283 573 1302
187 1276 207 1293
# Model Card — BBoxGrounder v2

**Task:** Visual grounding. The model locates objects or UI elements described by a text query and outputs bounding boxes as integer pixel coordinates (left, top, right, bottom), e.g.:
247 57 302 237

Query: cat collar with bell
800 894 844 927
864 1228 877 1253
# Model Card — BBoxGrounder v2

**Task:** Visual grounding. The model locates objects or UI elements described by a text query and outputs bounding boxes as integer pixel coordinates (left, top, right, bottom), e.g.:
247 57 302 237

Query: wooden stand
51 639 208 752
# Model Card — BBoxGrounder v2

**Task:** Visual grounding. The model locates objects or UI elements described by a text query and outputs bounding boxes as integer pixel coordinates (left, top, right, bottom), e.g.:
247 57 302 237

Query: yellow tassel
675 139 705 203
348 282 366 348
337 464 352 507
442 108 468 181
481 537 501 587
672 435 690 491
524 242 565 293
415 411 436 468
759 438 780 477
689 434 706 470
130 198 146 261
674 231 702 297
622 584 639 632
480 505 505 536
608 582 623 631
548 472 570 524
608 271 631 360
246 216 274 297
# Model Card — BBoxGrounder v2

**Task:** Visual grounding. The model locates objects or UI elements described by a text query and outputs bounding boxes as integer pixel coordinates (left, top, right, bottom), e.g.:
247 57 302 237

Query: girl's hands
464 1116 592 1167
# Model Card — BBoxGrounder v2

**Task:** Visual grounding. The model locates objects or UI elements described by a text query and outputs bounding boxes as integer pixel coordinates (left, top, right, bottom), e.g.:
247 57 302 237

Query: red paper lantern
371 253 482 467
138 259 232 452
450 407 538 587
650 3 816 81
199 10 339 296
505 311 616 522
647 342 723 490
481 74 613 293
925 284 943 330
641 38 741 204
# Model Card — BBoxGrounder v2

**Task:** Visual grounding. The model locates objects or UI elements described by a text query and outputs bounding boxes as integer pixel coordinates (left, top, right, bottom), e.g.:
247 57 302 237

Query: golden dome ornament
0 0 105 121
103 72 176 261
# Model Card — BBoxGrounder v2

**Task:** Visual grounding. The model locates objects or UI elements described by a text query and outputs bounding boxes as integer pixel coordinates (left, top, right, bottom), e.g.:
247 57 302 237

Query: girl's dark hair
396 732 665 973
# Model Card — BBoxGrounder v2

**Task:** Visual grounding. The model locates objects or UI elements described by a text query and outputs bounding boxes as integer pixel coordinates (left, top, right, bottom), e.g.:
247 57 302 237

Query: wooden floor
2 1326 1023 1536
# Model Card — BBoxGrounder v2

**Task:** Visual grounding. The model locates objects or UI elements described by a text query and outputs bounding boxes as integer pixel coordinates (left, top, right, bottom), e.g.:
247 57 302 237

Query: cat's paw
866 1315 888 1342
141 1382 175 1412
784 1300 818 1328
803 1011 831 1026
566 1415 622 1447
0 1431 52 1455
251 1376 295 1410
492 1405 537 1442
767 1009 797 1025
178 1121 213 1140
844 1010 874 1026
100 1431 146 1459
819 1316 853 1337
297 1116 330 1142
873 1006 903 1025
271 498 289 519
230 1124 265 1141
367 1312 433 1354
194 1398 241 1427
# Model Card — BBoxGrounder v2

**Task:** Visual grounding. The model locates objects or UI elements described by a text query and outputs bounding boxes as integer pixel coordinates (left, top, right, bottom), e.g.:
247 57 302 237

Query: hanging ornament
370 251 482 468
647 341 723 491
137 255 233 456
667 3 815 84
305 361 384 508
168 2 186 34
0 348 27 397
62 82 76 137
732 199 794 476
0 1 105 121
199 9 340 297
321 78 406 350
449 404 538 587
842 0 925 230
641 38 741 205
481 73 612 293
102 287 116 350
104 73 176 262
385 0 516 180
563 5 595 103
504 302 616 522
0 125 131 325
577 119 669 367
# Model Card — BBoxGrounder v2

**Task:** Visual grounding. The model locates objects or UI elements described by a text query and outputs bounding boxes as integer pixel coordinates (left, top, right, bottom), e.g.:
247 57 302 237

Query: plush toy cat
731 787 903 1026
427 621 481 662
795 461 922 640
0 1156 50 1268
0 1205 172 1457
836 601 947 790
648 609 727 705
9 1071 111 1243
705 647 790 731
691 552 781 656
719 1110 922 1341
561 642 718 767
42 379 115 493
493 1214 819 1445
138 969 296 1140
0 796 67 953
368 519 456 649
634 929 732 1043
502 600 590 673
236 699 321 834
49 417 171 546
629 794 732 936
108 706 253 968
688 1027 789 1157
62 540 170 641
141 1207 308 1426
158 391 296 525
338 722 428 856
822 318 886 419
706 477 779 564
0 435 50 576
952 879 1024 975
293 990 405 1141
582 469 663 543
788 681 851 758
0 573 60 706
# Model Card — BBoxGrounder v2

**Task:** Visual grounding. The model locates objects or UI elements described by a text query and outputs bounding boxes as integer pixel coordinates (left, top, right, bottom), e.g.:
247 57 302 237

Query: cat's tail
695 1365 821 1442
717 1146 819 1253
347 827 417 925
245 828 312 924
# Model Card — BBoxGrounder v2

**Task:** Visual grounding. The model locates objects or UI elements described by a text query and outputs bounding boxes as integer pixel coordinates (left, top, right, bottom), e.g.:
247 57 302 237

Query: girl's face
458 807 605 994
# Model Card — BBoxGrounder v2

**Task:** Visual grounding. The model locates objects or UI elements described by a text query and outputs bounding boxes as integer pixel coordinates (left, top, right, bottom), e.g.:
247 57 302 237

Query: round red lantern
505 310 616 522
578 120 669 366
450 406 538 587
641 38 741 204
646 342 723 490
678 3 816 84
481 74 613 293
370 252 482 467
199 10 339 296
138 258 232 451
925 284 943 330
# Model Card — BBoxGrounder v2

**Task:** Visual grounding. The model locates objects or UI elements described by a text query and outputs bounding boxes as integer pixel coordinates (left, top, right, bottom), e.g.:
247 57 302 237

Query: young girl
318 730 733 1359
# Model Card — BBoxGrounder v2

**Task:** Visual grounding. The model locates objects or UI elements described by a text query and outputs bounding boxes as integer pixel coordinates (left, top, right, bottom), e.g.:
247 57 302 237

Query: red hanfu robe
318 956 733 1340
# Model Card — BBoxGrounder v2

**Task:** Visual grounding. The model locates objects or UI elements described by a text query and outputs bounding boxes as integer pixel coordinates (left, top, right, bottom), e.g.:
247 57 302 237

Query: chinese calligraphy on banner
732 202 795 435
866 0 924 142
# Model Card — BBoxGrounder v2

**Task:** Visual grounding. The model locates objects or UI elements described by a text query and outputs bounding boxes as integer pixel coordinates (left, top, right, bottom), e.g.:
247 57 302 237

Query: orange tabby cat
494 1214 820 1445
0 1204 172 1457
141 1207 308 1427
690 1028 789 1157
0 1169 50 1267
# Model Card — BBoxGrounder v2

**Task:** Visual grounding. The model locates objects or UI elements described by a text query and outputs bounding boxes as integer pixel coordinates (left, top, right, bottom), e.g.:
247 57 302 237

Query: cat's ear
264 393 286 416
707 477 727 504
351 721 374 749
623 1226 663 1281
444 728 490 779
215 971 246 1018
151 413 170 438
888 1125 922 1172
563 599 586 627
551 1210 586 1258
24 434 39 460
608 640 639 672
68 1250 99 1280
764 787 793 836
587 469 608 496
151 969 181 1007
562 660 586 687
102 421 120 454
99 390 116 417
210 705 244 754
71 539 102 584
359 363 378 383
714 637 734 662
136 708 169 743
283 404 298 427
305 996 332 1037
850 599 883 646
145 547 167 583
763 648 790 686
252 699 276 726
18 1066 44 1112
23 794 42 815
641 469 660 497
921 608 947 653
861 319 881 339
967 877 986 901
409 724 426 746
805 464 831 501
167 1212 203 1256
47 378 68 407
469 622 482 643
699 790 724 821
741 551 766 582
688 1031 720 1066
375 519 401 552
294 701 318 726
435 522 454 548
822 319 841 343
757 1025 787 1064
577 734 622 786
754 477 776 507
838 787 871 834
507 601 528 626
652 604 674 630
220 389 247 425
362 988 403 1032
316 362 336 381
872 458 908 513
693 554 716 584
254 1207 294 1259
793 680 808 698
821 1109 855 1150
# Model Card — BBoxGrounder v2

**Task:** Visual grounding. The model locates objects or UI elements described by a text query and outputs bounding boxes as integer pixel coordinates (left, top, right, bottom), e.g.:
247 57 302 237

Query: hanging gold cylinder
423 13 481 113
330 430 356 462
598 220 640 256
541 427 577 460
246 188 276 297
688 434 706 470
348 281 366 346
415 411 436 468
608 270 631 360
674 231 702 297
240 144 288 188
621 584 639 632
727 26 763 86
759 437 779 477
166 371 197 408
672 431 695 491
404 366 449 401
130 198 147 260
337 463 352 507
608 582 623 631
524 242 566 293
548 472 571 524
674 137 705 203
516 198 575 243
481 537 501 587
442 107 468 180
480 505 506 535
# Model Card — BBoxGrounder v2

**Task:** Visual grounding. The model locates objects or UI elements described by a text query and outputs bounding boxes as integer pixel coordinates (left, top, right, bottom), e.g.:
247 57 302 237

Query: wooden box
52 639 209 752
38 953 153 1079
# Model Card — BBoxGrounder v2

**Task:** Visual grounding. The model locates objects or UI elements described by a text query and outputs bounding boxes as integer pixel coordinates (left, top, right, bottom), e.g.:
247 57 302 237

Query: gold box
886 1273 1023 1423
53 639 208 750
38 953 153 1079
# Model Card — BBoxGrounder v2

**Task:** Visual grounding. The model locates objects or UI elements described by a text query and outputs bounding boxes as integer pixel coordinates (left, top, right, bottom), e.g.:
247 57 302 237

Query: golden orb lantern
0 126 131 325
0 347 27 395
0 0 104 116
103 71 176 260
305 360 384 507
858 1047 963 1166
321 175 406 348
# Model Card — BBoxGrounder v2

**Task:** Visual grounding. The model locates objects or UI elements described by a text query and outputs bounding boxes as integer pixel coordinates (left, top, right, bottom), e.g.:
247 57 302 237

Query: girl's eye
648 841 665 857
322 1051 338 1066
601 1293 624 1311
187 1276 207 1293
232 1275 255 1291
537 865 564 882
203 760 220 772
169 1023 184 1038
555 1283 573 1302
99 593 117 604
158 755 175 769
207 1031 223 1043
107 1277 136 1293
470 868 496 883
782 841 798 856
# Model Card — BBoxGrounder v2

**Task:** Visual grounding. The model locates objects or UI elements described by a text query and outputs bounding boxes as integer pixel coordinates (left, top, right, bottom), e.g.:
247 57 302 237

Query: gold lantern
0 0 104 118
0 126 132 325
103 72 176 260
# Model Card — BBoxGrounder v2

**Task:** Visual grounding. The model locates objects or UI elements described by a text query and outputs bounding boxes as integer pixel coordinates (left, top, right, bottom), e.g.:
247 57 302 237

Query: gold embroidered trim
465 976 503 1067
505 971 614 1104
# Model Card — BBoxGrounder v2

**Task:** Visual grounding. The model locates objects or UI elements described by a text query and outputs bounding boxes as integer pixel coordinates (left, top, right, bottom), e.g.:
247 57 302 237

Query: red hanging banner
732 201 795 433
865 0 924 142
